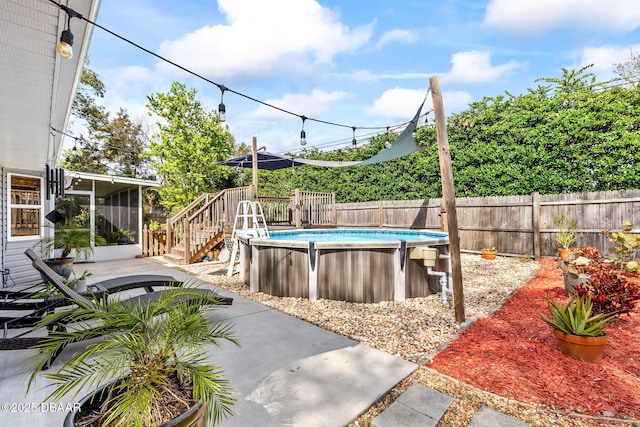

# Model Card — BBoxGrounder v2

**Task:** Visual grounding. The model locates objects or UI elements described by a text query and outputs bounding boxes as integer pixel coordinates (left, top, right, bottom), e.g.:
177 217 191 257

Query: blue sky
79 0 640 155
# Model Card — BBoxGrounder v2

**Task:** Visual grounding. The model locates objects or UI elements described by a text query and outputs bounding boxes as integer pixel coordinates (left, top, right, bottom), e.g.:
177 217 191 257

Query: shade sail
220 101 425 170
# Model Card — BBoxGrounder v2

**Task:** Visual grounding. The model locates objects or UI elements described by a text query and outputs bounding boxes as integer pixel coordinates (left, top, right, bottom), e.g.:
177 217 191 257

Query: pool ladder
226 201 270 276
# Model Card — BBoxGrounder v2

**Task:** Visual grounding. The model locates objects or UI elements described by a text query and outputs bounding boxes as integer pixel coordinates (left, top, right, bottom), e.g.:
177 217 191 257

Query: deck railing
292 190 337 227
165 186 255 263
162 186 334 263
258 196 293 224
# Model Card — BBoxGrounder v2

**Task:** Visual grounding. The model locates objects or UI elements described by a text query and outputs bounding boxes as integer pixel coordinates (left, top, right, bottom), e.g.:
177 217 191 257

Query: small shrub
572 245 602 260
602 220 640 273
574 262 640 315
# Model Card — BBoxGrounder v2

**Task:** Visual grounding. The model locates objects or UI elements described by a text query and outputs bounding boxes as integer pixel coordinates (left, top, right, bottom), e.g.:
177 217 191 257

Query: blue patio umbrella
219 152 306 171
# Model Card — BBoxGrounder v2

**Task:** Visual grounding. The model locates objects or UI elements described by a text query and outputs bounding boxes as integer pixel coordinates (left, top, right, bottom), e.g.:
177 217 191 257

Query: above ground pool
236 228 451 304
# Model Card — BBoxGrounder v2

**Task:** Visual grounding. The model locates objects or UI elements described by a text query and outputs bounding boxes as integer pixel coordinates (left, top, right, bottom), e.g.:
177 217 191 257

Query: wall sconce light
56 6 82 60
300 116 307 146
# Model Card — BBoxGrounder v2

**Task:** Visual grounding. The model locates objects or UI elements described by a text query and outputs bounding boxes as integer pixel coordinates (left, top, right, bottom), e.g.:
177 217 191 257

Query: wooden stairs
163 230 226 265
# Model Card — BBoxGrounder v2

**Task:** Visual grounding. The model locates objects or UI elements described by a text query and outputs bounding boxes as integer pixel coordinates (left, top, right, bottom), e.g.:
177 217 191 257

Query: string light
385 126 391 148
218 84 226 122
47 0 417 152
351 126 357 149
300 116 307 146
55 5 81 59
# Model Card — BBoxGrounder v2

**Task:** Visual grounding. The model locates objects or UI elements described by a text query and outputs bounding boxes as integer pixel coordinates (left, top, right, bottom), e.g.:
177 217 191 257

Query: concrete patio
0 256 417 426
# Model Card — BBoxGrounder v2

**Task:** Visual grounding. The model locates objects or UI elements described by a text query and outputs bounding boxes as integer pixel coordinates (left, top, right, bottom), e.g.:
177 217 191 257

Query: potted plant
28 287 238 426
481 246 497 260
72 270 93 293
37 219 106 278
539 295 618 362
557 250 591 295
554 212 578 260
109 228 136 245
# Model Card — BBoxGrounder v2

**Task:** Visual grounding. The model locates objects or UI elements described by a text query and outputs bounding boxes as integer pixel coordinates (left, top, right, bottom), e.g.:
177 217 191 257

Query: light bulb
218 103 226 122
300 130 307 146
56 30 74 59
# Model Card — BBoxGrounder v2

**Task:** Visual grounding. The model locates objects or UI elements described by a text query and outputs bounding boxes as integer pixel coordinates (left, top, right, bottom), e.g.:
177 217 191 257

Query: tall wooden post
430 76 465 323
251 136 258 200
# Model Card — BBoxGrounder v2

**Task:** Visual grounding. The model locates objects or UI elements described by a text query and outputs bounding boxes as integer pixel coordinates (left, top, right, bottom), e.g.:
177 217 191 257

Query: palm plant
28 286 238 427
40 219 106 260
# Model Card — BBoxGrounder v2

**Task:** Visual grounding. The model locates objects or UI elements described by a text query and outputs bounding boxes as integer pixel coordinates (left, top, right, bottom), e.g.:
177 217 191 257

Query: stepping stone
372 384 454 427
468 406 532 427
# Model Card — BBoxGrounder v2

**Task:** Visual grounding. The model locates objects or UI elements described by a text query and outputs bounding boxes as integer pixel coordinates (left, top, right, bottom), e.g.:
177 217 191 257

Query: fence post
166 220 173 253
332 193 337 227
379 202 384 228
142 225 148 257
293 189 301 228
184 218 190 265
532 192 541 260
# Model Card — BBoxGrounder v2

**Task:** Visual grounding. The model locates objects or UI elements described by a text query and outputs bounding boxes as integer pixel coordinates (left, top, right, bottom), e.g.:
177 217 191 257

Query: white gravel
180 255 627 426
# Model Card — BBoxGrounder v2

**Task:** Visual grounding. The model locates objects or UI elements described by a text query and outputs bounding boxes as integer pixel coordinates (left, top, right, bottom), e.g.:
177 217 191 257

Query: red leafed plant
572 245 602 260
574 262 640 315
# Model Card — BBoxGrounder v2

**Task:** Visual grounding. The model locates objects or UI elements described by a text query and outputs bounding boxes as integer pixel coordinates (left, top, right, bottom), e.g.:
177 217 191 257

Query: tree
92 109 152 178
257 66 640 201
613 51 640 87
146 82 235 213
62 63 152 178
71 59 107 127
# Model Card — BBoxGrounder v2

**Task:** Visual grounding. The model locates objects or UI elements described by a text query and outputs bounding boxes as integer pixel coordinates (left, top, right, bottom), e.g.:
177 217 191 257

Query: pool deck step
372 384 531 427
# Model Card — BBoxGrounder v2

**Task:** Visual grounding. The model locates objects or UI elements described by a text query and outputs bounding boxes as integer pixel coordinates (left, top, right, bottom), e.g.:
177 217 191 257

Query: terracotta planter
552 329 608 362
481 249 497 260
558 248 571 260
63 378 205 427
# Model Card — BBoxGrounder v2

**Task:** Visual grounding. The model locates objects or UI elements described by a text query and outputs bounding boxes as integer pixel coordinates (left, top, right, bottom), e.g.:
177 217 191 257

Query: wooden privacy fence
141 225 166 257
335 189 640 259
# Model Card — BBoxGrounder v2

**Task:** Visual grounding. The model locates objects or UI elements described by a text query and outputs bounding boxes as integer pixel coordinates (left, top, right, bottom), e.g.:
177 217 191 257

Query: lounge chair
25 248 183 297
0 249 187 315
0 253 232 366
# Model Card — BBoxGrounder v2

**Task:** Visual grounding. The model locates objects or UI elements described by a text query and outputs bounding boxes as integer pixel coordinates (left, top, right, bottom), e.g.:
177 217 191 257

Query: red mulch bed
429 258 640 420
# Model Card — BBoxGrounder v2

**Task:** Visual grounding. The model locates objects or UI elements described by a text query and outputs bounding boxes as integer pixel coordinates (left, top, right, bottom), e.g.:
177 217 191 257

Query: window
8 174 42 239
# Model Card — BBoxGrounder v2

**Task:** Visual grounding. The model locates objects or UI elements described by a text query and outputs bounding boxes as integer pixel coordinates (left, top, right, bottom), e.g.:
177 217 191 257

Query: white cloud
376 29 418 50
580 45 640 75
440 90 474 114
365 88 428 120
365 87 472 125
484 0 640 37
252 89 350 120
442 51 521 85
117 66 155 83
155 0 374 80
